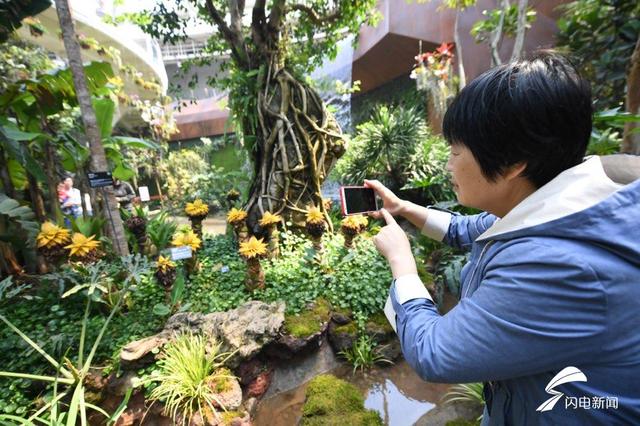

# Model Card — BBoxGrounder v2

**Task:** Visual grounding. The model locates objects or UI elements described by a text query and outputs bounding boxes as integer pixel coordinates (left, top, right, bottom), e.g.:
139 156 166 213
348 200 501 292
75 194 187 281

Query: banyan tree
132 0 379 232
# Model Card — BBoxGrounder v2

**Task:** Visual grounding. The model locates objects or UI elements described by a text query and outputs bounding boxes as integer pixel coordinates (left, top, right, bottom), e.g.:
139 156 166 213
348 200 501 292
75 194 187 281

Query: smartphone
339 186 378 215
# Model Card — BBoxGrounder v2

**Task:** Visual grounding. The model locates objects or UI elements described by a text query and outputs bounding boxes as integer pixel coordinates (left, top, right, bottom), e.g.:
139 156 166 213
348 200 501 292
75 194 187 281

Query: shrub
143 333 235 424
335 105 453 204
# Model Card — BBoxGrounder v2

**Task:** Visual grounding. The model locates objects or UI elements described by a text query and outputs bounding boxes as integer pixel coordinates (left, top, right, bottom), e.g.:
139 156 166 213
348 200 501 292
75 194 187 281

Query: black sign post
87 171 122 255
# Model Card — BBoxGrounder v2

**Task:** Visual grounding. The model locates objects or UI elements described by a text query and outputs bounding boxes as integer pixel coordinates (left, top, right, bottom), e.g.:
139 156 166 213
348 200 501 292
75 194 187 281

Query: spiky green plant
339 335 393 374
0 255 148 425
444 382 485 423
143 333 236 424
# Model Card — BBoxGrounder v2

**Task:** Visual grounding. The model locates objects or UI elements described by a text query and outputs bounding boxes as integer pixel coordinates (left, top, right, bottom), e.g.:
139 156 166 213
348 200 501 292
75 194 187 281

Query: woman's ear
503 162 527 181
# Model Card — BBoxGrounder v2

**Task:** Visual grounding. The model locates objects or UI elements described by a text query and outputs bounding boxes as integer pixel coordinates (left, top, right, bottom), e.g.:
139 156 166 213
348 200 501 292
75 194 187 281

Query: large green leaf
0 193 38 248
0 125 47 181
108 136 160 150
94 98 115 139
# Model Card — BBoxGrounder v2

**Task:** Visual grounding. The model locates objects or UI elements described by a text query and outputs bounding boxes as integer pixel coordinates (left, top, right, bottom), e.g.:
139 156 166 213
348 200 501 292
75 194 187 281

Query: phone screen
341 187 377 215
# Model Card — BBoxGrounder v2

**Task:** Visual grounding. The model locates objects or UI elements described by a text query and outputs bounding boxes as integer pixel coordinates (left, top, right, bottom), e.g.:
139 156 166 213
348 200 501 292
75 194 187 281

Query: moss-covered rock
301 374 382 426
284 298 331 338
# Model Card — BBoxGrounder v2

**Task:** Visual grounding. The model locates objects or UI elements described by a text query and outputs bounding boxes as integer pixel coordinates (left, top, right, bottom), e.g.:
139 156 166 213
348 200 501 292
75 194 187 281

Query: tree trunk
43 140 63 223
26 173 47 222
453 11 467 88
622 37 640 155
0 148 15 199
490 0 509 66
510 0 529 62
54 0 129 255
244 65 345 234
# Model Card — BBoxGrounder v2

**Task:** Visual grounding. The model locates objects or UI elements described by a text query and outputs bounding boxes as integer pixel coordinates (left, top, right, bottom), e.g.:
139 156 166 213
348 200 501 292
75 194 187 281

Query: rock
235 357 268 386
121 301 285 369
211 376 243 411
414 401 483 426
264 326 327 360
264 336 341 398
327 321 358 354
264 299 331 360
330 310 351 325
119 335 167 369
375 339 402 362
243 397 259 417
246 371 272 399
106 371 138 396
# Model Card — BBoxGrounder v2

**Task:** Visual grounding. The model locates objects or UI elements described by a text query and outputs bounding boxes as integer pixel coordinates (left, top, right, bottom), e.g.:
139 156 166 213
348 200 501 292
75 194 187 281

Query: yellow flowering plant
305 206 324 224
157 255 177 272
185 199 209 217
227 208 248 225
172 229 202 252
238 236 268 259
64 233 100 258
36 222 71 248
259 212 282 228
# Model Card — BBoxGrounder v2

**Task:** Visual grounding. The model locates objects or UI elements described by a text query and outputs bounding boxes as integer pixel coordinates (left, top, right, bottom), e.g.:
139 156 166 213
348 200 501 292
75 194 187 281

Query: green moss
366 312 393 333
334 321 357 335
301 374 382 426
284 298 331 338
211 368 233 393
220 410 244 425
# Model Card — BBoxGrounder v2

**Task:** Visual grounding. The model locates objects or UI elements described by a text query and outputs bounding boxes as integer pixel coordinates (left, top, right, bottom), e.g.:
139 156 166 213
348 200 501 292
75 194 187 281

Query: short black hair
442 51 592 188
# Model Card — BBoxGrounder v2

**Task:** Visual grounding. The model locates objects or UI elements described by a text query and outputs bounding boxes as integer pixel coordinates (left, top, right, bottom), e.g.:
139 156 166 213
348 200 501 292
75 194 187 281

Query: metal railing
161 40 208 62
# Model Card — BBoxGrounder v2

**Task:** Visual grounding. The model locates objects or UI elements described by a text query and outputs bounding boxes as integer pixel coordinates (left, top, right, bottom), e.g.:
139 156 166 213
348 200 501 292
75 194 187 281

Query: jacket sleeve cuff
421 209 452 241
393 274 433 304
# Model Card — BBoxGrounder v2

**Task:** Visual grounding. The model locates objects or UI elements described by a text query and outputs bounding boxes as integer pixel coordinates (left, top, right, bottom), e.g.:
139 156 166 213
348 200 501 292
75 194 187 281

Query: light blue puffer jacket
388 156 640 425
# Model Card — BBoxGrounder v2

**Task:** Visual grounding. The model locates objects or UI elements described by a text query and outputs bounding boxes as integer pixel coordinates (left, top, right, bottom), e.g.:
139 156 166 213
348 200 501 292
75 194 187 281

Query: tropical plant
403 131 454 204
334 105 430 193
0 193 38 275
556 0 640 110
588 108 640 155
0 254 150 424
239 236 268 291
142 333 236 425
339 335 392 373
258 211 283 258
147 211 178 254
305 206 327 252
120 0 380 233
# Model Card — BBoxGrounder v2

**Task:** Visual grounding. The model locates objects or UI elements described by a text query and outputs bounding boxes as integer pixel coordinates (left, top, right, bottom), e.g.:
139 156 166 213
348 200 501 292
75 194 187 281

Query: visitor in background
62 176 82 219
368 51 640 424
113 179 136 212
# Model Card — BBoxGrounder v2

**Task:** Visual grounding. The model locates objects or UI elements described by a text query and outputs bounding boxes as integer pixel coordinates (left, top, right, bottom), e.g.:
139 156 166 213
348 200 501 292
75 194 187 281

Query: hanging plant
22 17 45 37
411 42 456 116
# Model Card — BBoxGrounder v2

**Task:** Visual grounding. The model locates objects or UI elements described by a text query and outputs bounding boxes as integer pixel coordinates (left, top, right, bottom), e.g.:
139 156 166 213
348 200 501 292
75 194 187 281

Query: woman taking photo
368 51 640 424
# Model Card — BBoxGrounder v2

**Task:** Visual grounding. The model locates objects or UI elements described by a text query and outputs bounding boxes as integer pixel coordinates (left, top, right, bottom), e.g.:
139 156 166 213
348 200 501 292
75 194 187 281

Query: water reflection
255 360 450 426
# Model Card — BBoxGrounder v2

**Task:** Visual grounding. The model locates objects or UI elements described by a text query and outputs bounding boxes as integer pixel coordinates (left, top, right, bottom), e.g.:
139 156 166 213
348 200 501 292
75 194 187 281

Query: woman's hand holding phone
363 180 405 218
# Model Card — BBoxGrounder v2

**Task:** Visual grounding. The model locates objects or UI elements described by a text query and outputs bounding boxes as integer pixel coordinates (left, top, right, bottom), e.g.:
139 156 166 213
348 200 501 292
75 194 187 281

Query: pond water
254 359 452 426
254 291 461 425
